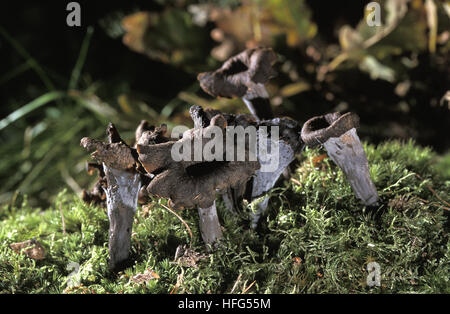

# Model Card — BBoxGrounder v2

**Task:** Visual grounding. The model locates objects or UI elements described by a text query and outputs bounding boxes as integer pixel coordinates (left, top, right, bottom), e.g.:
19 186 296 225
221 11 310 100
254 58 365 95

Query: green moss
0 140 448 294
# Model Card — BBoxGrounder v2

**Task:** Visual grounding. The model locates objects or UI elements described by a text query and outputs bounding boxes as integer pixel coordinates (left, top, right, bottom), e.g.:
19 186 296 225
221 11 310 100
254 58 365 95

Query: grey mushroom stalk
81 124 141 271
301 112 379 206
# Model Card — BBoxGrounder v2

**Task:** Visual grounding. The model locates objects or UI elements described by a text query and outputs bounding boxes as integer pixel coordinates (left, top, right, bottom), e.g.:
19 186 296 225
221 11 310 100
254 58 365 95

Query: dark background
0 0 449 206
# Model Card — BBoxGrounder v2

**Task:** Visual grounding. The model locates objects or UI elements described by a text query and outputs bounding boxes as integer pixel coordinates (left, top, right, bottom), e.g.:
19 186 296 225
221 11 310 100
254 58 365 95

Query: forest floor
0 140 449 294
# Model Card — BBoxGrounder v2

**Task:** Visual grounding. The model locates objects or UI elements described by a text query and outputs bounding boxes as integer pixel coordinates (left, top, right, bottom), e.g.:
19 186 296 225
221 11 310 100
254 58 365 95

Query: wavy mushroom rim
197 47 278 99
301 112 360 147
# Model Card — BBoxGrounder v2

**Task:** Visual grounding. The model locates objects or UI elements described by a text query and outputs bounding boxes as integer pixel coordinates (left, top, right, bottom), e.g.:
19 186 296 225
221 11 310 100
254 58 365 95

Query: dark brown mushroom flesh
192 106 304 228
81 162 107 206
301 112 379 206
136 107 260 248
197 47 307 228
198 47 277 120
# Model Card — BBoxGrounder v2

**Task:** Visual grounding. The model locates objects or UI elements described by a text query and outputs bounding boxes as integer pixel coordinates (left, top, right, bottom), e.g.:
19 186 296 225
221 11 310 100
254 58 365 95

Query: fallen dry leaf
173 245 208 268
312 154 328 166
10 239 46 260
129 268 160 285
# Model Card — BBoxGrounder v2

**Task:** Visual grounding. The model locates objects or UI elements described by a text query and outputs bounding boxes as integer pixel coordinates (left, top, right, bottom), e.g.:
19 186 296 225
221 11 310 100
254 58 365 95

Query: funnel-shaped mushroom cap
301 112 360 147
136 112 260 209
198 47 277 98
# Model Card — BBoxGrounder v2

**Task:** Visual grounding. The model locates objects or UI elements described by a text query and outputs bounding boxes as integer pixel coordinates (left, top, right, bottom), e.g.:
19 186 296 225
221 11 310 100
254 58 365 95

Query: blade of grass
59 164 83 195
0 91 66 131
241 280 256 294
71 92 119 123
0 25 56 92
0 62 32 85
17 119 89 192
69 27 94 90
163 82 199 118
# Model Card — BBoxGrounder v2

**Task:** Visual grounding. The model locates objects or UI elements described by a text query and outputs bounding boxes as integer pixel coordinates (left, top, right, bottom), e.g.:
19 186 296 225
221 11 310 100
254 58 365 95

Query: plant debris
10 239 46 260
129 268 160 285
173 245 209 268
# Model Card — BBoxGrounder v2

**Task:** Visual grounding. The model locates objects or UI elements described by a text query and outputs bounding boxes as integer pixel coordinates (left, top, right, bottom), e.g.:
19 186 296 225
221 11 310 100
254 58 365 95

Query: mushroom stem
301 113 378 206
242 83 273 120
103 166 141 270
323 128 378 205
198 201 223 249
81 123 142 271
217 115 302 227
249 128 297 228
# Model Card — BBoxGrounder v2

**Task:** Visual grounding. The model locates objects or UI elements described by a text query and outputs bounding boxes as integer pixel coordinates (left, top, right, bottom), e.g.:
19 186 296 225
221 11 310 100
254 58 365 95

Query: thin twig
69 27 94 90
59 202 66 236
415 174 450 209
170 267 184 294
382 172 416 192
415 196 449 211
230 273 242 294
426 185 450 208
241 280 256 294
415 197 429 204
160 203 193 244
430 203 450 211
169 285 178 295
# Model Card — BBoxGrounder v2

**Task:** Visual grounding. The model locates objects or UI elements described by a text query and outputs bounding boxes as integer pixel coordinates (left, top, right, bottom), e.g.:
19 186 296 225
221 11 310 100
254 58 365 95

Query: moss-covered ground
0 140 448 294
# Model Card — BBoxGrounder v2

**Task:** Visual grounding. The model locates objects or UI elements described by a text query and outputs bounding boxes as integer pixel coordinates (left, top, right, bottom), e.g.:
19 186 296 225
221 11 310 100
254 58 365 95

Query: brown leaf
10 239 46 260
174 245 208 268
311 154 328 167
129 268 160 285
121 12 152 54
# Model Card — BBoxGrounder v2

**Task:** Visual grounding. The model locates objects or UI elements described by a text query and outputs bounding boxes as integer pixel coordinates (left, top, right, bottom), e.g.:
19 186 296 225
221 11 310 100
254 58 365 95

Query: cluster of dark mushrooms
81 47 378 271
